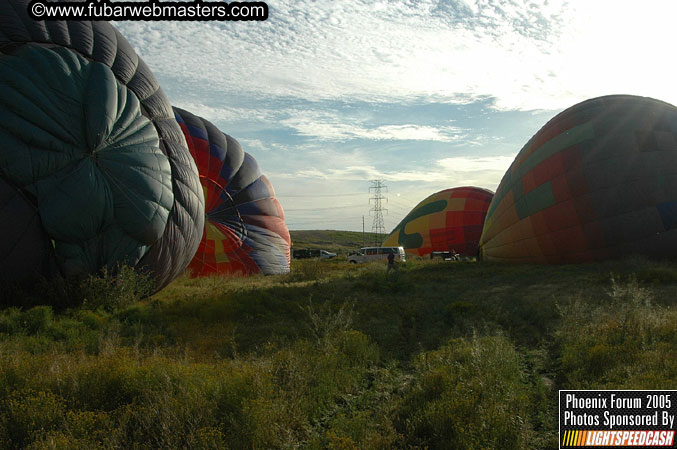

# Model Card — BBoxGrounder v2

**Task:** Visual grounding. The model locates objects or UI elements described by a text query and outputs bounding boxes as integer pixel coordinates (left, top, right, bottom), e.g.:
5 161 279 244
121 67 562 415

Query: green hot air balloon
0 0 204 291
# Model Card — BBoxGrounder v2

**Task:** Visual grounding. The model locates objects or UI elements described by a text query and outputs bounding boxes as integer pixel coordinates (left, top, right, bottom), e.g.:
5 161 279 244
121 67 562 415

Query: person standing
386 251 399 275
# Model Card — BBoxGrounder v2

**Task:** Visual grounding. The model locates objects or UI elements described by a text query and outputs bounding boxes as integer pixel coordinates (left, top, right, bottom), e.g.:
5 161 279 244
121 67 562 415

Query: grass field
289 230 387 255
2 248 677 448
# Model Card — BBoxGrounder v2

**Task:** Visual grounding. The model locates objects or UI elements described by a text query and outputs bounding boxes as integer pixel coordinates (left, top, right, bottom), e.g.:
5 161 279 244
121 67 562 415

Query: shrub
0 265 152 312
78 266 154 313
0 390 67 449
287 259 330 282
557 275 677 388
20 307 54 335
0 308 24 334
0 306 54 336
395 335 533 450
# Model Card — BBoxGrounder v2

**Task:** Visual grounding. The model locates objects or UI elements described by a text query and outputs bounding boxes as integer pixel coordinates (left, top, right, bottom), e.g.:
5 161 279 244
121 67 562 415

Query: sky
114 0 677 232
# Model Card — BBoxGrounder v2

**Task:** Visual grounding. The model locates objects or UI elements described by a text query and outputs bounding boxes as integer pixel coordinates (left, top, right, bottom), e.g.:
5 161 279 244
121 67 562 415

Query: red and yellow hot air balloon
174 107 291 277
383 187 493 257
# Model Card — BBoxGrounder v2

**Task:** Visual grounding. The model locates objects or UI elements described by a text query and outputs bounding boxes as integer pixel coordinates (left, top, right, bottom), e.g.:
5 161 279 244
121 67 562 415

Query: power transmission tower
369 180 387 246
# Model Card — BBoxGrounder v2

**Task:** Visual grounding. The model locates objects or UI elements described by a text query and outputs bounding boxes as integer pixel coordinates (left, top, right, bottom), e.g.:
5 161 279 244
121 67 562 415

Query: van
347 246 406 264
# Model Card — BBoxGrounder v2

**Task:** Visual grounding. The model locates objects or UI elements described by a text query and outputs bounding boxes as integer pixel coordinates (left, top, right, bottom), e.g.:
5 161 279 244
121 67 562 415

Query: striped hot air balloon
174 107 291 277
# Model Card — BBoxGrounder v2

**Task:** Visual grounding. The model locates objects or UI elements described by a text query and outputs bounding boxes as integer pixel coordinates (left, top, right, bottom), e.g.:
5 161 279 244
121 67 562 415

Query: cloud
110 0 677 231
273 154 514 230
281 115 466 142
273 155 512 230
171 102 263 123
280 154 512 185
437 155 514 173
110 0 580 112
117 0 677 112
170 100 474 144
237 138 269 151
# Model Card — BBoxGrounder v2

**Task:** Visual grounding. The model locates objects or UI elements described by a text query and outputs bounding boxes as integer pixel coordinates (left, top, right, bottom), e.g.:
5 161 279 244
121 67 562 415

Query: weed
2 256 677 447
287 259 331 282
556 274 677 388
395 334 533 450
78 266 154 313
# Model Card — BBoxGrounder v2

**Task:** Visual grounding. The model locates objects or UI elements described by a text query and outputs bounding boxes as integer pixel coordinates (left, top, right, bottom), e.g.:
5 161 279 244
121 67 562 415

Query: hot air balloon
0 0 204 291
480 95 677 263
173 107 291 276
383 187 493 257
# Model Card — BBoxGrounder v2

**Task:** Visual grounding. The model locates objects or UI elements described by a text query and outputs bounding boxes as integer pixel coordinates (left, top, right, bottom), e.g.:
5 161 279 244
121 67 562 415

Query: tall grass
557 275 677 388
2 257 677 448
395 334 533 449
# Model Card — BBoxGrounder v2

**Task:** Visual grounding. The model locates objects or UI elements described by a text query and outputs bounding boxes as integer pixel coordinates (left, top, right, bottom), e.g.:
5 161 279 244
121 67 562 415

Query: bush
557 275 677 388
0 265 153 312
287 259 330 282
395 335 533 450
78 266 154 313
0 390 67 449
0 306 54 336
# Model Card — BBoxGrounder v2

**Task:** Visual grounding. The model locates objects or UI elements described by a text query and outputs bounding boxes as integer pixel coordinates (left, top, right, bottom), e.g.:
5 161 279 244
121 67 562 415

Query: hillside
289 229 387 254
2 257 677 448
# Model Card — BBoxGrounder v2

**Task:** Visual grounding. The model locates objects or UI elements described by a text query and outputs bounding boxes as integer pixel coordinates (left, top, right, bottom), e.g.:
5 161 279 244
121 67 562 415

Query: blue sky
114 0 677 232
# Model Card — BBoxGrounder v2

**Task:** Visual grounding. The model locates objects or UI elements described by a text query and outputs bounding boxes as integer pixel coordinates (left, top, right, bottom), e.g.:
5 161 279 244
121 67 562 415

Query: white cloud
281 115 465 142
278 154 512 185
117 0 677 112
109 0 677 231
171 102 269 124
172 101 470 143
272 153 513 230
237 138 268 151
437 155 514 173
117 0 670 112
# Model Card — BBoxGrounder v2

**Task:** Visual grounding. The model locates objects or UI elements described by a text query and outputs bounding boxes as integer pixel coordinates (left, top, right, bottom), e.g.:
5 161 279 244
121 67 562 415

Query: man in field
386 252 399 275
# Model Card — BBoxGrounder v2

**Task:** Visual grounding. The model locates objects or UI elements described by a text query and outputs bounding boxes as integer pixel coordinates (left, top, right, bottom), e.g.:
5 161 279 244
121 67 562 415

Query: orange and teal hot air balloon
480 95 677 263
174 107 291 277
383 187 493 257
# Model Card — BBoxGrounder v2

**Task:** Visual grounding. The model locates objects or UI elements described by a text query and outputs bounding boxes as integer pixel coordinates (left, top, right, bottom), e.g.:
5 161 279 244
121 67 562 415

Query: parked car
347 246 406 264
319 250 337 259
430 250 460 261
292 249 337 259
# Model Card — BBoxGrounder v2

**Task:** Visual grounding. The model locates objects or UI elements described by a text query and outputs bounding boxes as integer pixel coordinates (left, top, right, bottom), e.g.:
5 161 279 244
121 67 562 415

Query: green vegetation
290 230 387 255
2 255 677 448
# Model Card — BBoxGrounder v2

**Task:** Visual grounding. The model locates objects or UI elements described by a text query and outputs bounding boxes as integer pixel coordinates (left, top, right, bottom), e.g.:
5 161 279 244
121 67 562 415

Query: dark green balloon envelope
0 0 204 292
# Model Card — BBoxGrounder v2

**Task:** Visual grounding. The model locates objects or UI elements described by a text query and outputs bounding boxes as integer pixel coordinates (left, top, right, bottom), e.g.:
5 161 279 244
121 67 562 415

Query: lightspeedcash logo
560 391 677 449
562 430 675 447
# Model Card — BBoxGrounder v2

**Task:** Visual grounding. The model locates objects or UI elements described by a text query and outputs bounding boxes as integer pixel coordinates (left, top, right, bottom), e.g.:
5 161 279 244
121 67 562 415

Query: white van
348 246 406 264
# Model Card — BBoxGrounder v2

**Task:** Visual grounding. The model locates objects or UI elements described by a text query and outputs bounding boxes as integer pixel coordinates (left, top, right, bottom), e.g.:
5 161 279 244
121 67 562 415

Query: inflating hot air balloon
480 95 677 263
383 187 493 257
0 0 204 291
173 107 291 276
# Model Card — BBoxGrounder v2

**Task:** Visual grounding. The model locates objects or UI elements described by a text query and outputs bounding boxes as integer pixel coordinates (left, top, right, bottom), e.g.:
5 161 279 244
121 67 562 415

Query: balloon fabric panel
174 107 291 277
0 0 205 293
383 187 494 257
480 95 677 263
